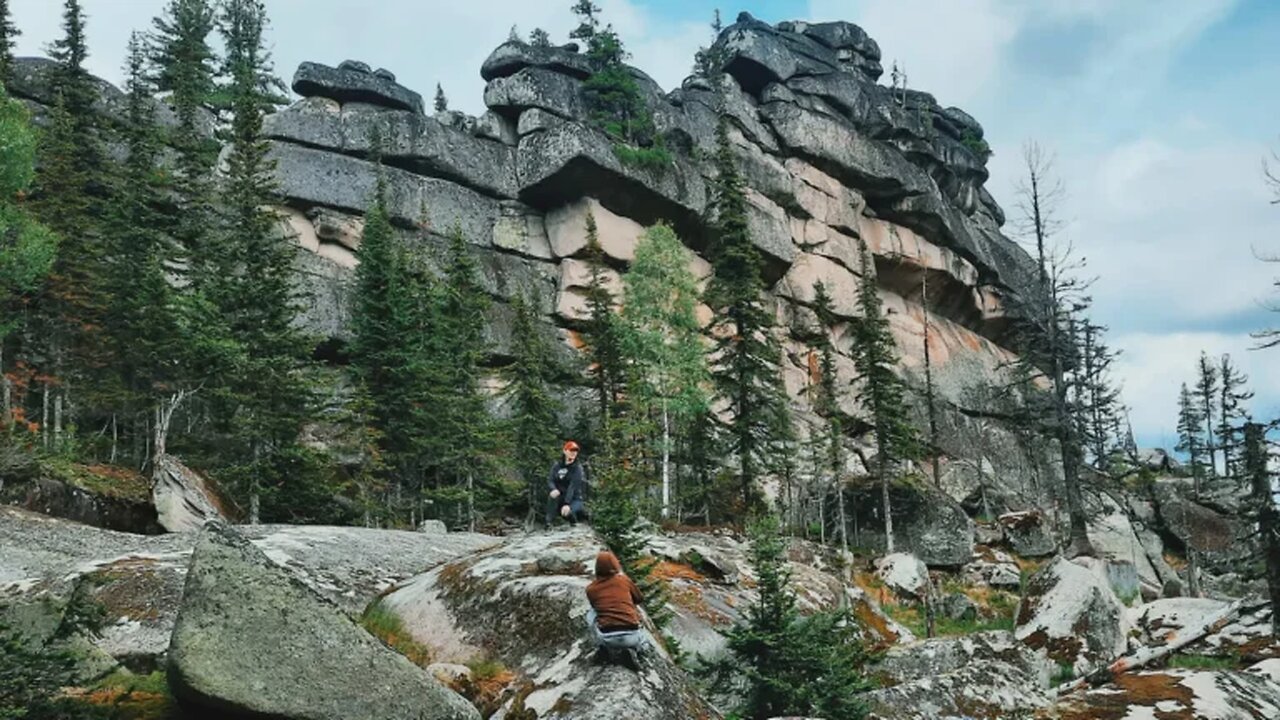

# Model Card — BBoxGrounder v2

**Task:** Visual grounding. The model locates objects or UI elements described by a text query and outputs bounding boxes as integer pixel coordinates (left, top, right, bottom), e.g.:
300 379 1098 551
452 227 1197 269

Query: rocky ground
3 502 1277 720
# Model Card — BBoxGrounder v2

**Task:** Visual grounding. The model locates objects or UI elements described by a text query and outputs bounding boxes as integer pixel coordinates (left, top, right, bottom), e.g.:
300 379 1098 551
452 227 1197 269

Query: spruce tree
432 226 505 528
1076 319 1121 472
215 0 317 522
706 118 790 514
0 0 17 85
529 27 552 48
807 282 847 550
102 33 184 465
433 82 447 113
581 210 624 434
850 238 918 553
502 291 564 521
620 223 709 518
30 0 111 453
1242 422 1280 636
150 0 218 282
1175 382 1206 596
1193 351 1219 476
720 513 869 720
1215 354 1252 477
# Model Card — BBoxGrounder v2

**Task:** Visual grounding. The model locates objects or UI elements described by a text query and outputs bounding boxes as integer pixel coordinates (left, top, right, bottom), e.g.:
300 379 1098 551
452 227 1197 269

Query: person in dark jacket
546 440 587 527
585 550 648 668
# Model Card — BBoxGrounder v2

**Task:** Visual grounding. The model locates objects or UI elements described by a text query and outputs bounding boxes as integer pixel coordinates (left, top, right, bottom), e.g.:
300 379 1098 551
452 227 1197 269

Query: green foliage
1166 653 1239 670
715 514 870 720
0 0 17 84
706 118 791 514
592 473 673 629
0 88 56 343
360 602 432 667
620 223 709 517
570 1 667 171
1050 661 1075 686
502 291 564 518
959 129 991 160
0 592 106 720
529 27 552 48
433 83 447 113
581 210 624 434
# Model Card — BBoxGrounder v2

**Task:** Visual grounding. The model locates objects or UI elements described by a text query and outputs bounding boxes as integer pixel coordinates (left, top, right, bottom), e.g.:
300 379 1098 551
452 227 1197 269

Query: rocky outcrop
168 522 478 720
380 527 720 719
150 454 228 533
1015 557 1129 675
866 631 1054 720
1052 661 1280 720
293 60 425 114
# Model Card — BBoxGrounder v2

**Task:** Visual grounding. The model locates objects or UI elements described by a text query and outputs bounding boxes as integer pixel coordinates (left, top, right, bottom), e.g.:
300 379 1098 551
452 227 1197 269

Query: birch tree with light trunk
620 223 709 518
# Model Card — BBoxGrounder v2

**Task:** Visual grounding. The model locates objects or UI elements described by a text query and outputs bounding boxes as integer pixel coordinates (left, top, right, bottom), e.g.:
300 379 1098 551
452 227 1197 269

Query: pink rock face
776 252 864 317
544 196 643 262
554 257 623 322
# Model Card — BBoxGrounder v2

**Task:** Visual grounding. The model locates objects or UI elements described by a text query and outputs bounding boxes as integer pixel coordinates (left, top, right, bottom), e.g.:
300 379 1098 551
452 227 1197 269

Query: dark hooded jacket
585 550 642 632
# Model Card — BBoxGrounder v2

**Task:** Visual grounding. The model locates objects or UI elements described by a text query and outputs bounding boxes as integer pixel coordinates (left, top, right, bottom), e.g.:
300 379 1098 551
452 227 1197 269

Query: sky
9 0 1280 450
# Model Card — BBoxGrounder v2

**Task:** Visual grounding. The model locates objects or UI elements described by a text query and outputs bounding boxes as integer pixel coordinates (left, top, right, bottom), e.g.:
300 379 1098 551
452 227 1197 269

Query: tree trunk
0 346 9 426
881 447 895 554
661 401 671 518
922 270 941 487
41 383 49 447
836 474 848 554
53 392 63 450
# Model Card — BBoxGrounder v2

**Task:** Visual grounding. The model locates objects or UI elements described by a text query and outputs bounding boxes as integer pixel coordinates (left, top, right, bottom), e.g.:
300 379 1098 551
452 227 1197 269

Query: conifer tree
620 223 709 518
1215 354 1252 476
30 0 112 452
0 0 18 85
1242 421 1280 636
719 513 869 720
1075 319 1121 472
432 226 505 528
1193 351 1219 476
529 27 552 48
851 238 918 554
502 291 564 520
215 0 316 522
102 33 184 465
150 0 218 282
1009 142 1095 558
807 282 847 550
433 83 447 113
581 210 624 434
1175 382 1206 596
705 118 790 513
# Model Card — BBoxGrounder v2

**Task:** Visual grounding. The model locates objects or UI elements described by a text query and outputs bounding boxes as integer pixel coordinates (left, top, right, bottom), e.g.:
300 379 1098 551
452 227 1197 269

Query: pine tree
433 82 447 113
1193 351 1219 476
101 33 185 465
1215 354 1252 477
529 27 552 48
29 0 112 453
507 24 521 42
502 291 564 521
1175 382 1206 596
215 0 317 522
150 0 218 283
706 118 790 514
581 210 624 434
807 282 848 551
692 8 726 79
1241 421 1280 636
431 226 505 528
850 238 918 554
719 513 869 720
1075 319 1121 472
0 0 18 85
620 223 709 518
1008 142 1095 558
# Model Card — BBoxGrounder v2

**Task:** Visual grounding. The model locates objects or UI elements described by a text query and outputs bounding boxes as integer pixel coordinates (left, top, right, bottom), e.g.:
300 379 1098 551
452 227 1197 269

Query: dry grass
360 602 432 667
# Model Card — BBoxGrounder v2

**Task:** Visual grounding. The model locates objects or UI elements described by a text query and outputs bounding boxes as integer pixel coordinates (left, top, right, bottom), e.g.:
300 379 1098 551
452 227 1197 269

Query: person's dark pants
546 495 585 525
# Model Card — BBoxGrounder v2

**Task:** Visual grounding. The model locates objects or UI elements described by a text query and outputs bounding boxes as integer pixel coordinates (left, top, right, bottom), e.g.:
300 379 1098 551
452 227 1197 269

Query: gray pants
585 608 648 651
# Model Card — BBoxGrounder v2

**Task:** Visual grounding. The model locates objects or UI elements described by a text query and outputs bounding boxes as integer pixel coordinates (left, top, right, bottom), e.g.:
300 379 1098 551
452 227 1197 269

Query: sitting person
585 550 648 669
546 440 587 527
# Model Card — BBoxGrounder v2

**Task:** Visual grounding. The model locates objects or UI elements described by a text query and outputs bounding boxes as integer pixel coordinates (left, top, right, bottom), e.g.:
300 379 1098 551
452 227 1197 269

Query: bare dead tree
1007 141 1097 558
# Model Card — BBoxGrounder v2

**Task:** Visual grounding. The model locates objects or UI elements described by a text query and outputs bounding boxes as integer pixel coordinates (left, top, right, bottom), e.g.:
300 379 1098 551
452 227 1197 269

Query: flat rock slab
1052 661 1280 720
168 522 478 720
293 60 424 114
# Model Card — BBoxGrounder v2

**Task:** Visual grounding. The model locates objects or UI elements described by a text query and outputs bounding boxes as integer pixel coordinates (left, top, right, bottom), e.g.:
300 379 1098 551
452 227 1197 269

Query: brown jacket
586 550 642 631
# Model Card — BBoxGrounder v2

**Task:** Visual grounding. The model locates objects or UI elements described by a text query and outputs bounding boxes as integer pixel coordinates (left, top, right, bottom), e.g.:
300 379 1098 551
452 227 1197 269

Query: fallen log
1053 596 1260 696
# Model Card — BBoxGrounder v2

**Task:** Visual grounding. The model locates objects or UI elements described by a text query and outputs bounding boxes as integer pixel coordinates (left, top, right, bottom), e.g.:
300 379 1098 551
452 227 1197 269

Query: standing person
547 440 587 527
585 549 648 669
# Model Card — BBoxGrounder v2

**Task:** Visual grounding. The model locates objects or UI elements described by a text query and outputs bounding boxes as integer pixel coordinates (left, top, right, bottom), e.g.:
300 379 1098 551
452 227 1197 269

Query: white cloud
1113 331 1280 449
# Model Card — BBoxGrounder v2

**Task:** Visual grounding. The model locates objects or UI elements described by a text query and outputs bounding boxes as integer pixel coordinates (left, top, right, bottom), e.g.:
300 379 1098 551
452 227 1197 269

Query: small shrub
1050 661 1075 685
612 142 671 171
1167 653 1239 670
959 129 992 161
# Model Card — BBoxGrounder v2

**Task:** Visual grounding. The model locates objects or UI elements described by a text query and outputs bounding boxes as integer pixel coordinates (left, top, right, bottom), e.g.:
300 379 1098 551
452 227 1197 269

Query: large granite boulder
1131 598 1280 662
264 98 519 199
849 483 974 567
380 527 720 719
999 510 1057 557
1052 661 1280 719
150 454 227 533
874 552 929 600
293 60 424 114
168 522 478 720
1015 557 1128 675
481 41 593 82
866 631 1054 720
